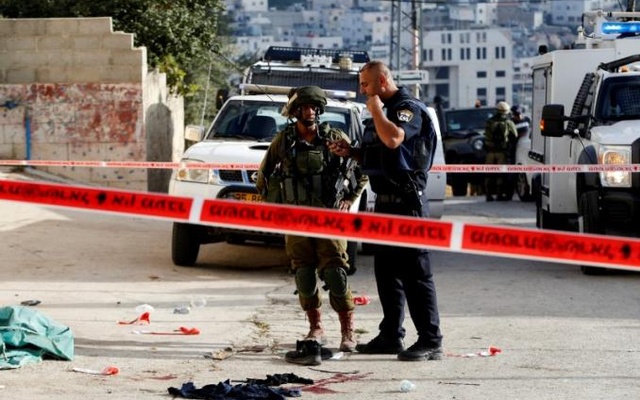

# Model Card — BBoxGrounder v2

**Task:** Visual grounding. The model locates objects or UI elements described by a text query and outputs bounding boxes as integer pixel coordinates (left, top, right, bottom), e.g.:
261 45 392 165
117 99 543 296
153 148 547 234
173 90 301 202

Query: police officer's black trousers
373 200 443 348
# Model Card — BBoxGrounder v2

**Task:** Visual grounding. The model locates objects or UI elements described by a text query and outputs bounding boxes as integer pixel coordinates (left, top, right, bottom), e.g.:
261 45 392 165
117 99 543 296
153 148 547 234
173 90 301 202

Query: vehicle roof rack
263 46 370 64
239 83 356 100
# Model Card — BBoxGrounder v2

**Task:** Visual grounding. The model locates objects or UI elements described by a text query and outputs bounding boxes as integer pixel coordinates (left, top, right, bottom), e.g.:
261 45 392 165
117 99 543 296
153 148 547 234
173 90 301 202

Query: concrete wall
0 17 184 192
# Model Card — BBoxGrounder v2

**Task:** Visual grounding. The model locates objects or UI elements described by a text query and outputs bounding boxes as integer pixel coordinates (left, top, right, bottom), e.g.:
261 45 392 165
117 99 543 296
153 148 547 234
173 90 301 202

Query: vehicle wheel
171 223 201 266
515 173 533 202
346 241 358 275
578 191 608 275
451 178 468 197
536 206 572 231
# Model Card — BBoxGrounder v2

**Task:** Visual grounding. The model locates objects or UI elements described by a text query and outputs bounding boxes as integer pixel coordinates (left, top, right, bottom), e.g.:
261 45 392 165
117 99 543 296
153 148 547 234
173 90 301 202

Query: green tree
0 0 233 124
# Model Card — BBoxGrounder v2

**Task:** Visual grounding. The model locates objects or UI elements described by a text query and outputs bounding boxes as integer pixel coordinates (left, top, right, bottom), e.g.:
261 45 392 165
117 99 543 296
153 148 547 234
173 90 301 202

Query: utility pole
390 0 422 96
627 0 635 12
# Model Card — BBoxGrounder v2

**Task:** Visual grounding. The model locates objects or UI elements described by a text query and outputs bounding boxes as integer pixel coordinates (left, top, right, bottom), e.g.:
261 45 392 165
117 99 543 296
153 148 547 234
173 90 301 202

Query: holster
398 182 422 210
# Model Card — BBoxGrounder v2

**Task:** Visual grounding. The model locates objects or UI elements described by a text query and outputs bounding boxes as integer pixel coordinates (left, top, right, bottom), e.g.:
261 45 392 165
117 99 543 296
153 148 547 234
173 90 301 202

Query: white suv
168 91 446 267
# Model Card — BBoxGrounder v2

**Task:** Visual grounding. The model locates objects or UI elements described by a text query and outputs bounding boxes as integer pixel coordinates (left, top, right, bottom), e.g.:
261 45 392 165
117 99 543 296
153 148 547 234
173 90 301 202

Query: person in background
328 60 443 362
511 105 531 138
483 101 518 201
256 86 368 366
504 104 532 198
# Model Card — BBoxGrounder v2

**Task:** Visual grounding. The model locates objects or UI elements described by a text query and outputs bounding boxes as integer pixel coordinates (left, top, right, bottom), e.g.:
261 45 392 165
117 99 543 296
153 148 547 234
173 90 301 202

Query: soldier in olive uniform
484 101 518 201
256 86 368 365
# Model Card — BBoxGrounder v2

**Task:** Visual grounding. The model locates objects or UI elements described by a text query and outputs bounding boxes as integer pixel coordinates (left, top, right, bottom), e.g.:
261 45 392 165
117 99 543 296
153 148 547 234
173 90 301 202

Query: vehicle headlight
472 138 484 151
174 160 212 184
599 145 631 187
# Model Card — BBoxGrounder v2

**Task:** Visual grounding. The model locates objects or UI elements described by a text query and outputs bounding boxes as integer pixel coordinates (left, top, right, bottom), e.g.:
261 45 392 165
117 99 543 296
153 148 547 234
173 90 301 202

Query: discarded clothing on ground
0 306 74 369
168 374 313 399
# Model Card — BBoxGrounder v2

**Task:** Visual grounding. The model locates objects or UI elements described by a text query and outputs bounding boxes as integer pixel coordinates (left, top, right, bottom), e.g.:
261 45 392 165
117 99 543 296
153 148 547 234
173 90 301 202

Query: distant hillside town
223 0 621 113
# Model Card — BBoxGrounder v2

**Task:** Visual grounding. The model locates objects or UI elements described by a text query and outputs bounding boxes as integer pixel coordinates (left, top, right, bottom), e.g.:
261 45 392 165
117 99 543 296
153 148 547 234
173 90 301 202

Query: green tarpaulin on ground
0 306 74 369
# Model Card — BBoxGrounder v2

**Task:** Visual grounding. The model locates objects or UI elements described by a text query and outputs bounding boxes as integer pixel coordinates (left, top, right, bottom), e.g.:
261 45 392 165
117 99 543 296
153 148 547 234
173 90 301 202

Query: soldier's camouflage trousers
285 234 355 312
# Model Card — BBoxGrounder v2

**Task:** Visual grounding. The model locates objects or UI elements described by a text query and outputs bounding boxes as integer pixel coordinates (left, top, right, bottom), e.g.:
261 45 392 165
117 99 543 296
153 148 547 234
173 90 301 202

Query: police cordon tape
1 177 639 272
2 159 640 173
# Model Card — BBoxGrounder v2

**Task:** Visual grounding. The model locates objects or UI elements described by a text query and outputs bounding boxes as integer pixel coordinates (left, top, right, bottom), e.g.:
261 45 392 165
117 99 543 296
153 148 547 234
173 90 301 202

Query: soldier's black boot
285 340 322 366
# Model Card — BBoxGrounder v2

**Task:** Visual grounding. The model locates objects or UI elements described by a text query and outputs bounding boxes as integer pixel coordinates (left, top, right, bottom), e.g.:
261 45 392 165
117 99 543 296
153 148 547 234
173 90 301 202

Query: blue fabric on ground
168 379 303 399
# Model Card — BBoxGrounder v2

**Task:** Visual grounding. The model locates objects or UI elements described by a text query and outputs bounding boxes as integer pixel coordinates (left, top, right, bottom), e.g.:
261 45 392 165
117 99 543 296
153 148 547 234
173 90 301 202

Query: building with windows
292 35 344 50
232 35 291 57
223 0 618 112
512 56 536 112
226 0 269 13
549 0 619 27
421 28 513 109
341 9 391 54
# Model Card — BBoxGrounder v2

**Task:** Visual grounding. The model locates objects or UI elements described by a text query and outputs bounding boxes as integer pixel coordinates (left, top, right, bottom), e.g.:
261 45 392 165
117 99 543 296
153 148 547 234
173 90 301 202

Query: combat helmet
496 101 511 114
282 86 327 118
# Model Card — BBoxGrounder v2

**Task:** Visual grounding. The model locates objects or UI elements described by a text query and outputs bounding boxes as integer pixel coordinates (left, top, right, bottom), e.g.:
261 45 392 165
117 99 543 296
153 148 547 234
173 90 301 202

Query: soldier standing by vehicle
256 86 368 366
329 60 443 362
484 101 518 201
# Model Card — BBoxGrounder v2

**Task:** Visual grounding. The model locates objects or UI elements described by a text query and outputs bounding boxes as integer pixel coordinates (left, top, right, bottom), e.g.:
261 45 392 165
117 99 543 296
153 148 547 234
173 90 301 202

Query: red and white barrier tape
2 159 640 173
0 159 259 170
1 178 639 271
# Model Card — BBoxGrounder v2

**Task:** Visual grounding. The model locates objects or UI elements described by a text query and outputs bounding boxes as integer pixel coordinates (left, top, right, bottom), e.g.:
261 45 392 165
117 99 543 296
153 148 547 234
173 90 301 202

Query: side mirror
185 125 205 142
540 104 566 137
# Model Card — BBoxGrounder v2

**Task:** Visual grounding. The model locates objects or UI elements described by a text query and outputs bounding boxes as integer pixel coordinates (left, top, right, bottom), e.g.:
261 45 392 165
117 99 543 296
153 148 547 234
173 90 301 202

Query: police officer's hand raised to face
365 94 385 115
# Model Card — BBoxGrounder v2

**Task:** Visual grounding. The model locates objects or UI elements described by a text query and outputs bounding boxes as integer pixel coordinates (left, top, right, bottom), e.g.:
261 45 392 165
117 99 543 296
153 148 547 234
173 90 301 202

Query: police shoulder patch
397 109 414 122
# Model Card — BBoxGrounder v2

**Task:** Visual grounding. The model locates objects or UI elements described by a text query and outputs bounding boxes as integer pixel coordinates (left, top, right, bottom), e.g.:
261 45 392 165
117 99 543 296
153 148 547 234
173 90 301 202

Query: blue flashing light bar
601 21 640 35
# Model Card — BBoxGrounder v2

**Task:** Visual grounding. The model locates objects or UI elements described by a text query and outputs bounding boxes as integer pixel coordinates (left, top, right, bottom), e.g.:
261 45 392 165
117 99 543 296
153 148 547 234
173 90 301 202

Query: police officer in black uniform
329 61 443 362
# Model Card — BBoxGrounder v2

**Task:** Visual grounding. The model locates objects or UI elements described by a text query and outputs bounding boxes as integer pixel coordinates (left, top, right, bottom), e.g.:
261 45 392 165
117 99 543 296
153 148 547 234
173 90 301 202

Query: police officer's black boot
284 340 322 366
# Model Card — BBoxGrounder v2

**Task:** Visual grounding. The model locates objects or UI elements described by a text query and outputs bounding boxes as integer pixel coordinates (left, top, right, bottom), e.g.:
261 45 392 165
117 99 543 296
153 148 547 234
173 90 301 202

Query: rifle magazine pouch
296 150 324 174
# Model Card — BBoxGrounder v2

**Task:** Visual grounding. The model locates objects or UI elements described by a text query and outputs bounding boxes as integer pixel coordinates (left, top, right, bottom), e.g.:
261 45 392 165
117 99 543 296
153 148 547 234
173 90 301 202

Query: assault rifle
333 152 360 209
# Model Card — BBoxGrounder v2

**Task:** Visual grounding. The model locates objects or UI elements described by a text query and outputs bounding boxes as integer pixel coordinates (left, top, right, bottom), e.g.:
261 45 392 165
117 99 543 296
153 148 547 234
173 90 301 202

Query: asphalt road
1 169 640 399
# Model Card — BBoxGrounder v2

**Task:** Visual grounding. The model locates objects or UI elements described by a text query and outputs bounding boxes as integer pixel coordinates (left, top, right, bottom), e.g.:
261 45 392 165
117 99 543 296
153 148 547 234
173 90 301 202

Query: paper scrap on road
72 366 120 376
447 345 502 358
117 312 150 325
132 326 200 335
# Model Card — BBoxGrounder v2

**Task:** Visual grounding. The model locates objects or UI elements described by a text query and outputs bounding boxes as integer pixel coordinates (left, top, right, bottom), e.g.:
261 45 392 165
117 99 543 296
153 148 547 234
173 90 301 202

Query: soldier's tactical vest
278 123 342 208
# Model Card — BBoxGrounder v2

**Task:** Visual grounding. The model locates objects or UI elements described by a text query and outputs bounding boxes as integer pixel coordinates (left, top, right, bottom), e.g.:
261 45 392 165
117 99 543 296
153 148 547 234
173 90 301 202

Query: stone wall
0 17 184 192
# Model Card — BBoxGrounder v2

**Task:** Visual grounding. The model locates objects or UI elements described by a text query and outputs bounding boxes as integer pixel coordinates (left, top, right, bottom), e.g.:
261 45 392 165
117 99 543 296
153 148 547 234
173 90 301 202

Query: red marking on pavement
300 373 372 394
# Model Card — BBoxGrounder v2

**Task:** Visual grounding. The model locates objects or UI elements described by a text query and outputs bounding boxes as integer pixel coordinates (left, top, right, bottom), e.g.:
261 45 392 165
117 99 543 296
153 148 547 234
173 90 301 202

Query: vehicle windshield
444 108 494 133
207 100 352 141
595 75 640 122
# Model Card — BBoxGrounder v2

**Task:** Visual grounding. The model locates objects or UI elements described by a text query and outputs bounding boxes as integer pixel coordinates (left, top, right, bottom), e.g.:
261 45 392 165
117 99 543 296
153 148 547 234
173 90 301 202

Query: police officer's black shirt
361 86 428 195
